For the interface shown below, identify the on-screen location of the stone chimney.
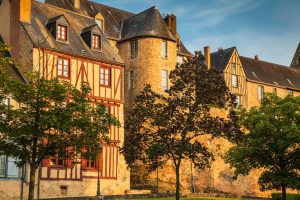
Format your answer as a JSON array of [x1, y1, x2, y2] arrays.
[[10, 0, 32, 57], [164, 14, 177, 36], [204, 46, 211, 69], [255, 55, 259, 60], [73, 0, 80, 9], [11, 0, 31, 23]]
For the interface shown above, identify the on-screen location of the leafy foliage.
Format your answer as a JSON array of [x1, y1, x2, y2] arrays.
[[226, 94, 300, 200], [0, 43, 119, 200], [122, 52, 237, 200]]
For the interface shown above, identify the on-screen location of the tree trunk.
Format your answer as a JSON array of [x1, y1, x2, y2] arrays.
[[282, 185, 287, 200], [28, 164, 37, 200], [175, 165, 180, 200]]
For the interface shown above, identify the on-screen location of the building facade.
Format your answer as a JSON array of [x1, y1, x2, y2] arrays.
[[0, 0, 129, 199], [1, 0, 299, 199]]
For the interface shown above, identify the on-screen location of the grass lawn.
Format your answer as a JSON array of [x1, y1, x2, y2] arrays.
[[127, 198, 254, 200]]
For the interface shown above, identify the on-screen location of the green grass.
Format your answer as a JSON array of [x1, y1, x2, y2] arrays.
[[127, 198, 254, 200], [272, 193, 300, 200]]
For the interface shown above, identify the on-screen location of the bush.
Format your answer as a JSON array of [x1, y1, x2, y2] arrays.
[[272, 193, 300, 200]]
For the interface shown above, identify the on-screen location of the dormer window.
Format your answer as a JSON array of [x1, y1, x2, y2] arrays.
[[92, 34, 101, 50], [47, 15, 70, 43], [81, 25, 102, 51], [96, 19, 104, 31], [57, 25, 67, 41]]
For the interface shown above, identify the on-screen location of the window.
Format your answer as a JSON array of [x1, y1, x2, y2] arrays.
[[162, 40, 168, 58], [162, 69, 168, 91], [287, 90, 294, 96], [258, 85, 264, 100], [82, 158, 97, 170], [177, 56, 183, 65], [96, 19, 104, 31], [232, 63, 237, 71], [235, 95, 241, 106], [0, 156, 6, 177], [0, 156, 20, 178], [57, 57, 70, 78], [231, 75, 238, 88], [273, 88, 277, 96], [298, 57, 300, 65], [129, 70, 135, 90], [100, 67, 111, 87], [57, 25, 67, 41], [92, 34, 101, 50], [50, 155, 64, 167], [130, 40, 138, 59]]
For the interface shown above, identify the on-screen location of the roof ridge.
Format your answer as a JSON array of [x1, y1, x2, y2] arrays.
[[211, 46, 236, 54], [36, 0, 94, 20], [239, 56, 290, 69], [87, 0, 135, 16], [122, 6, 158, 24]]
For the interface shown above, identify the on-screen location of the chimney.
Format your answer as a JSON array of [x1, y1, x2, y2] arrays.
[[255, 55, 259, 60], [204, 46, 211, 69], [164, 14, 177, 36], [73, 0, 81, 9], [10, 0, 32, 57]]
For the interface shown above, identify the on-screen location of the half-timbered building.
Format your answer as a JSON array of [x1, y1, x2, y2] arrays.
[[0, 0, 129, 198]]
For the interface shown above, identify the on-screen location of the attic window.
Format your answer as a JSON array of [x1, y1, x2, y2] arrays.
[[57, 25, 67, 41], [96, 19, 104, 31], [92, 34, 102, 50]]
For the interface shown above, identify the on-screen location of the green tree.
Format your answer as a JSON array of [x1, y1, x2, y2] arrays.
[[0, 43, 119, 200], [226, 94, 300, 200], [122, 52, 237, 200]]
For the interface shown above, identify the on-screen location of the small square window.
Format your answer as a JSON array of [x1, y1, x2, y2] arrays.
[[92, 34, 101, 50], [231, 75, 238, 88], [100, 67, 111, 87], [130, 40, 138, 59], [57, 57, 70, 79], [57, 25, 67, 41]]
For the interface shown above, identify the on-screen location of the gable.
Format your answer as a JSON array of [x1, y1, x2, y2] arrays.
[[290, 42, 300, 68]]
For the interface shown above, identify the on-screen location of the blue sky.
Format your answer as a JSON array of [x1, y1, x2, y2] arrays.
[[96, 0, 300, 66]]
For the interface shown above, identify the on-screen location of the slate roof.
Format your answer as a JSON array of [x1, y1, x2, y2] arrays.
[[120, 6, 176, 42], [22, 1, 123, 64], [240, 56, 300, 90], [0, 37, 27, 83], [45, 0, 193, 56], [178, 42, 193, 56], [210, 47, 235, 72], [46, 0, 134, 40]]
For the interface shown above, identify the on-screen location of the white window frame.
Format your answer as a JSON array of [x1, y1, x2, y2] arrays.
[[162, 69, 168, 91], [258, 85, 264, 100], [162, 40, 168, 58], [0, 155, 20, 178], [130, 40, 138, 59], [231, 75, 238, 88]]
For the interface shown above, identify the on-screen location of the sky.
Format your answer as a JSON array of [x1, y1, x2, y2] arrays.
[[95, 0, 300, 66]]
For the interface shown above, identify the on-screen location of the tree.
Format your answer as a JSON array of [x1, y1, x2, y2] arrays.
[[225, 94, 300, 200], [0, 43, 119, 200], [122, 52, 237, 200]]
